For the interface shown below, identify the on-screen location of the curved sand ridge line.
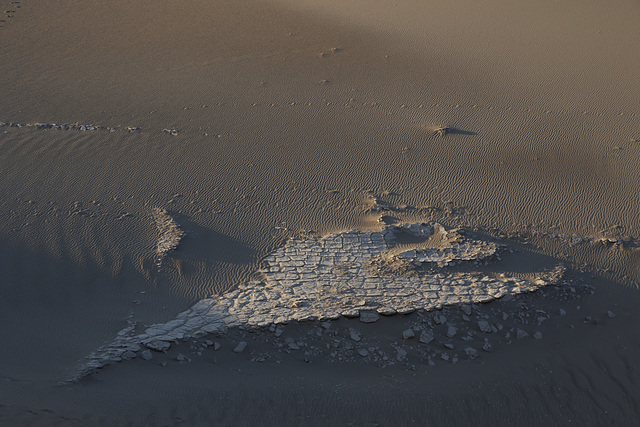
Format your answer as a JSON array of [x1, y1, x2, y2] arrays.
[[75, 222, 564, 379]]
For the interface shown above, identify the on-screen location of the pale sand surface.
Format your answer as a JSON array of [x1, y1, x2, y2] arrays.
[[1, 0, 640, 424]]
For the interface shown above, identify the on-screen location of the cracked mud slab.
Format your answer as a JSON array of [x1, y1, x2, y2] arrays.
[[76, 222, 564, 378]]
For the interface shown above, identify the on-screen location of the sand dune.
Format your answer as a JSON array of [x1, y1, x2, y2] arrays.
[[1, 0, 640, 424]]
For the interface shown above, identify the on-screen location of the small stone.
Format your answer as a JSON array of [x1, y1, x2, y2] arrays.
[[482, 342, 492, 352], [146, 340, 171, 352], [516, 329, 529, 339], [359, 311, 380, 323], [122, 351, 136, 360], [533, 331, 543, 340], [440, 353, 450, 361], [443, 343, 454, 350], [288, 342, 300, 350], [607, 311, 616, 319], [205, 339, 214, 346], [464, 347, 479, 359], [321, 321, 332, 330], [141, 350, 153, 360], [402, 329, 415, 340], [234, 342, 248, 353], [358, 349, 369, 357], [446, 326, 458, 337], [461, 305, 472, 316], [396, 348, 407, 361], [559, 308, 567, 316], [349, 329, 362, 342], [478, 320, 492, 333], [213, 342, 221, 351], [434, 314, 447, 325], [419, 330, 434, 344], [176, 353, 186, 362]]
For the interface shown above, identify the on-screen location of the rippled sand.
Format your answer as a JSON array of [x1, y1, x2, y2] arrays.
[[1, 0, 640, 425]]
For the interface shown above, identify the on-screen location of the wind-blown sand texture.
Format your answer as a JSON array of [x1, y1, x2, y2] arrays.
[[1, 0, 640, 425]]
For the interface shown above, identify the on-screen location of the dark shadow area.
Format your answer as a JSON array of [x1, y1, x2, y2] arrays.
[[167, 213, 256, 266], [0, 238, 170, 383], [448, 127, 477, 136]]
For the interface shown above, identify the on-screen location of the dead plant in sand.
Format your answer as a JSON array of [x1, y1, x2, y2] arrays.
[[433, 126, 451, 137]]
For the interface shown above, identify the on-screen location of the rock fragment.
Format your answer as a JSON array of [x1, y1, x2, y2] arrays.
[[446, 326, 458, 337], [402, 329, 415, 340], [478, 320, 492, 333], [434, 314, 447, 325], [359, 311, 380, 323], [419, 330, 434, 344], [141, 350, 153, 360], [464, 347, 479, 359], [396, 348, 408, 361], [146, 341, 171, 352], [234, 342, 248, 353]]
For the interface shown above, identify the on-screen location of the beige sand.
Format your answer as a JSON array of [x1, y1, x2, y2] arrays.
[[1, 0, 640, 424]]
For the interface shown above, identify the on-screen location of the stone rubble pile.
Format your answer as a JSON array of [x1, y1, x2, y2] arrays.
[[75, 222, 564, 378]]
